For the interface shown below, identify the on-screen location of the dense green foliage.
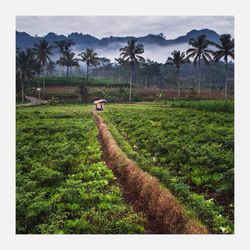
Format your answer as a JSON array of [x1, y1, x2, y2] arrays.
[[16, 106, 144, 234], [28, 86, 168, 103], [167, 100, 234, 113], [87, 87, 164, 103], [27, 76, 128, 87], [102, 104, 234, 233], [17, 33, 234, 102]]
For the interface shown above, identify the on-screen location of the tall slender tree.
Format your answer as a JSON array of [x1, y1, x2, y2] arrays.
[[54, 39, 67, 57], [33, 39, 54, 97], [210, 34, 234, 100], [16, 48, 36, 102], [54, 39, 74, 76], [166, 50, 190, 98], [98, 57, 111, 78], [141, 59, 161, 88], [56, 51, 79, 79], [119, 39, 145, 102], [64, 39, 75, 51], [46, 61, 56, 76], [186, 34, 213, 95], [114, 57, 130, 83], [54, 39, 75, 55], [78, 48, 100, 81]]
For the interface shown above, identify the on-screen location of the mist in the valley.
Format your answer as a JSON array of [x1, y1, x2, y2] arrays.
[[71, 42, 189, 64], [50, 42, 190, 76]]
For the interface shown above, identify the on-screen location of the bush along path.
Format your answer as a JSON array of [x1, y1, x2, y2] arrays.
[[93, 112, 208, 234]]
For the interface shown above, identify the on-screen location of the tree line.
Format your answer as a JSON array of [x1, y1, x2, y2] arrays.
[[16, 33, 234, 102]]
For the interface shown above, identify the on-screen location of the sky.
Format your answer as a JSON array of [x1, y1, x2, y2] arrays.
[[16, 16, 234, 39]]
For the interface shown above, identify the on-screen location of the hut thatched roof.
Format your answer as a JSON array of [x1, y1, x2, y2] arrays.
[[94, 99, 108, 104]]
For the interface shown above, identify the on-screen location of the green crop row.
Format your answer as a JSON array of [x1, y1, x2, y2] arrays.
[[167, 99, 234, 113], [16, 106, 144, 234], [102, 106, 234, 233]]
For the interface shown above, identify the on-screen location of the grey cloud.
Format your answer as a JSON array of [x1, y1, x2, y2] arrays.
[[16, 16, 234, 39]]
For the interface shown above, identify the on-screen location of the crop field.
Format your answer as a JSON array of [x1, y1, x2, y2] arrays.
[[16, 101, 234, 234], [16, 106, 144, 234], [101, 102, 234, 233]]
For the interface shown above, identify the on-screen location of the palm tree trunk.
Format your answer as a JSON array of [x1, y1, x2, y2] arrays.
[[59, 52, 62, 77], [198, 78, 201, 96], [87, 64, 89, 82], [198, 71, 201, 96], [198, 59, 201, 96], [67, 66, 69, 79], [210, 80, 212, 98], [43, 66, 45, 97], [177, 68, 180, 98], [129, 65, 132, 102], [59, 65, 62, 77], [225, 62, 228, 100], [21, 79, 24, 103], [37, 78, 40, 100]]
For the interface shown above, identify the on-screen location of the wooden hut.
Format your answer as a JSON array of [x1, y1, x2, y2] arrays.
[[93, 99, 107, 111]]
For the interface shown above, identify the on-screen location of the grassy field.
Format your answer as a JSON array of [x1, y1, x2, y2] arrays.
[[16, 100, 234, 234]]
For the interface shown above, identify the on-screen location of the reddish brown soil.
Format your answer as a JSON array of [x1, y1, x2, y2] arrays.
[[94, 112, 208, 234]]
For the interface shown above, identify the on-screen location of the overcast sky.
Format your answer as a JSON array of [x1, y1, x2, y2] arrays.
[[16, 16, 234, 39]]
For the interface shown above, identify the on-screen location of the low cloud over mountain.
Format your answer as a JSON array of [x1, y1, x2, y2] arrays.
[[16, 29, 220, 63]]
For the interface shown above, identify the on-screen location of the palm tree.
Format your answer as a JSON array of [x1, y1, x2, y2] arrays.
[[33, 39, 54, 97], [46, 61, 56, 76], [32, 61, 43, 99], [166, 50, 190, 98], [16, 48, 36, 102], [54, 39, 75, 55], [54, 39, 67, 76], [114, 57, 130, 83], [210, 34, 234, 100], [56, 51, 79, 79], [64, 39, 75, 51], [98, 57, 111, 78], [186, 34, 213, 95], [78, 48, 100, 81], [54, 39, 67, 57], [119, 39, 145, 102]]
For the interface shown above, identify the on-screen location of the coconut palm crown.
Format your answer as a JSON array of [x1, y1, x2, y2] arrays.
[[119, 39, 145, 102], [210, 34, 234, 99], [210, 34, 234, 63], [78, 48, 100, 81], [186, 34, 213, 65], [186, 34, 213, 95], [33, 39, 54, 66], [166, 50, 190, 98], [33, 39, 54, 96], [56, 51, 79, 79]]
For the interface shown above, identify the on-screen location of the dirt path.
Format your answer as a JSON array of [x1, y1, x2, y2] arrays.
[[16, 96, 47, 107], [94, 112, 208, 234]]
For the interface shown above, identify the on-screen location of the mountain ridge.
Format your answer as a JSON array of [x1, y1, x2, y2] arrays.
[[16, 29, 221, 50]]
